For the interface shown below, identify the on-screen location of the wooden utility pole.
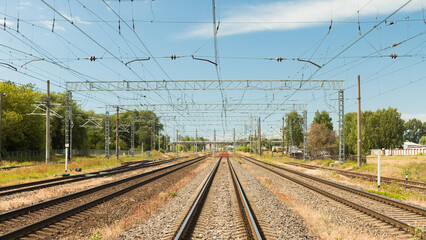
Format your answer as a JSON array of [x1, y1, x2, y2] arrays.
[[116, 106, 119, 160], [258, 117, 262, 156], [357, 75, 362, 167], [46, 80, 50, 164]]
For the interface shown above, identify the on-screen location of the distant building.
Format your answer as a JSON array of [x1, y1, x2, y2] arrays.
[[402, 141, 426, 149]]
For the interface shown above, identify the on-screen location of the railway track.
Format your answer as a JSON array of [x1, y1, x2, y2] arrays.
[[284, 161, 426, 191], [0, 156, 188, 197], [0, 155, 208, 240], [169, 157, 270, 240], [240, 155, 426, 239]]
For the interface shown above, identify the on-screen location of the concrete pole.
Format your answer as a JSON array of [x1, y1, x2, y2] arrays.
[[141, 138, 144, 155], [213, 129, 216, 156], [176, 129, 179, 157], [258, 117, 262, 156], [233, 128, 236, 155], [378, 151, 381, 188], [0, 92, 4, 162], [116, 106, 119, 160], [46, 80, 50, 164], [282, 116, 285, 157], [357, 75, 362, 167], [250, 116, 253, 153], [195, 128, 198, 156]]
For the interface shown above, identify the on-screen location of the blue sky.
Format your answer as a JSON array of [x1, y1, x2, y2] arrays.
[[0, 0, 425, 141]]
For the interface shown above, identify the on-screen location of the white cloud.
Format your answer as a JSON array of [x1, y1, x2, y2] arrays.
[[401, 113, 426, 122], [20, 1, 32, 7], [186, 0, 423, 38], [17, 1, 32, 10], [61, 13, 91, 25], [42, 20, 66, 31]]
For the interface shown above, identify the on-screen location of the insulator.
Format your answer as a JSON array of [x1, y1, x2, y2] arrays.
[[390, 54, 398, 59]]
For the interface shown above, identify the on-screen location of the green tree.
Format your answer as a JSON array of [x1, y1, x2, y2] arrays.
[[308, 123, 336, 149], [404, 118, 424, 143], [345, 108, 404, 154], [419, 136, 426, 145], [313, 110, 333, 130], [284, 111, 304, 147], [0, 82, 44, 152]]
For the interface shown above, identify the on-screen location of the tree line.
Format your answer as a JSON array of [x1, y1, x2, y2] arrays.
[[0, 82, 165, 154], [285, 108, 426, 155], [2, 81, 425, 156]]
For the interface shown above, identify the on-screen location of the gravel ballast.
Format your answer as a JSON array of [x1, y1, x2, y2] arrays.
[[230, 158, 318, 240], [119, 159, 216, 239], [239, 157, 408, 240]]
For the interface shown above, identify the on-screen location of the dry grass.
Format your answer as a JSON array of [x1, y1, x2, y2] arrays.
[[0, 176, 117, 212], [241, 162, 401, 240], [0, 154, 171, 187], [242, 152, 426, 207], [0, 161, 178, 212], [90, 159, 212, 239]]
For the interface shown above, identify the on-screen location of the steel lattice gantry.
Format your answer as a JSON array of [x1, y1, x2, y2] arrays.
[[105, 103, 308, 112], [65, 79, 345, 162], [66, 80, 344, 91]]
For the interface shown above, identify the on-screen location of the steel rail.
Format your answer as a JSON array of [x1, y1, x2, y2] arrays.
[[173, 157, 222, 240], [0, 155, 208, 240], [241, 156, 425, 239], [0, 156, 206, 223], [284, 162, 426, 191], [242, 156, 425, 216], [227, 158, 264, 240], [0, 157, 185, 196]]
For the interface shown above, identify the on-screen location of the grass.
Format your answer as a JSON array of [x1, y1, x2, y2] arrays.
[[0, 153, 163, 187], [237, 151, 425, 207], [365, 189, 406, 201]]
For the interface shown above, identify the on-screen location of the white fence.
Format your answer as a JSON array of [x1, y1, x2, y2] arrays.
[[370, 148, 426, 156]]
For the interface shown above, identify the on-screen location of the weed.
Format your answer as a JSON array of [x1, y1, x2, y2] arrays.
[[265, 178, 272, 185], [352, 163, 375, 172], [169, 191, 177, 197], [365, 189, 406, 201], [89, 231, 102, 240]]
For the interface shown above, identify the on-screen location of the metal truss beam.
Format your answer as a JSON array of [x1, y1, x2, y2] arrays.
[[106, 103, 307, 112], [171, 141, 249, 144], [66, 80, 344, 91]]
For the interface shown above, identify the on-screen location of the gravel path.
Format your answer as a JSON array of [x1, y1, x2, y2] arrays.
[[239, 157, 408, 240], [230, 158, 318, 240], [119, 158, 216, 239]]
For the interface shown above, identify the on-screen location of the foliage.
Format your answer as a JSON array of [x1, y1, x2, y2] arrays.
[[284, 111, 304, 147], [0, 82, 44, 152], [0, 82, 164, 156], [89, 231, 103, 240], [365, 189, 406, 201], [403, 118, 425, 143], [312, 110, 333, 130], [308, 123, 336, 149], [419, 136, 426, 145], [345, 108, 404, 154]]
